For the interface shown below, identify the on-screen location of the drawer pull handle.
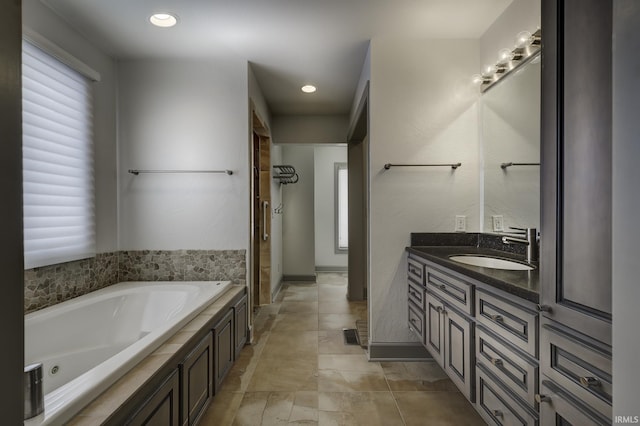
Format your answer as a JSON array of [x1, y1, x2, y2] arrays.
[[537, 304, 552, 313], [490, 357, 503, 367], [410, 318, 417, 324], [535, 394, 551, 404], [439, 284, 446, 290], [580, 376, 601, 388], [488, 314, 504, 322], [492, 410, 504, 418]]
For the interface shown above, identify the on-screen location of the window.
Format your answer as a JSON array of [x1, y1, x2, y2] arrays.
[[335, 163, 348, 252], [22, 39, 95, 269]]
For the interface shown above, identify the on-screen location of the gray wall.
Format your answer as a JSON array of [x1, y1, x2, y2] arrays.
[[272, 115, 349, 144], [282, 145, 316, 278], [612, 0, 640, 417], [314, 146, 348, 269], [0, 0, 24, 421]]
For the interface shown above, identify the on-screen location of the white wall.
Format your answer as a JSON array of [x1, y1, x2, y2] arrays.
[[368, 37, 481, 343], [281, 145, 316, 277], [314, 145, 348, 269], [479, 0, 541, 71], [350, 43, 371, 126], [23, 0, 118, 254], [117, 58, 249, 251], [612, 0, 640, 416], [272, 115, 349, 144]]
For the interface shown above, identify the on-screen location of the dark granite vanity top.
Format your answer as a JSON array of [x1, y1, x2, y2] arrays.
[[407, 233, 539, 303]]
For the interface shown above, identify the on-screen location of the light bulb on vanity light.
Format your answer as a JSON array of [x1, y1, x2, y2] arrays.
[[497, 48, 514, 65], [515, 30, 533, 49]]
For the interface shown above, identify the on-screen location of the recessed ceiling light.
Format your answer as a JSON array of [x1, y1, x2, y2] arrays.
[[301, 85, 317, 93], [150, 13, 178, 28]]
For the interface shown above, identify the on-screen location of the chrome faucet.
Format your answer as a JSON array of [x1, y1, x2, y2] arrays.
[[502, 227, 538, 264]]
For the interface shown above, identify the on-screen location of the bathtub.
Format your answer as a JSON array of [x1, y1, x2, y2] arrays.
[[24, 280, 232, 425]]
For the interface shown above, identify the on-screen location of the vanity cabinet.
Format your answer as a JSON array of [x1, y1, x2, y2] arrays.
[[127, 370, 181, 426], [541, 0, 613, 422], [424, 284, 474, 401], [407, 251, 541, 424]]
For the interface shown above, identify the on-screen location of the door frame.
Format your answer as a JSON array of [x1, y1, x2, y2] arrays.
[[346, 82, 369, 302], [249, 103, 271, 338]]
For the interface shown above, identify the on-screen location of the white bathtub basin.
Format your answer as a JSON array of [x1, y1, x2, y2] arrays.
[[24, 280, 232, 425], [449, 255, 534, 271]]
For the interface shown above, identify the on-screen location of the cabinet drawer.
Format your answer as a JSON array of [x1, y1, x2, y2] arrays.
[[476, 325, 538, 409], [476, 289, 537, 357], [408, 301, 425, 343], [540, 319, 612, 419], [408, 279, 425, 311], [476, 365, 538, 426], [407, 255, 425, 285], [539, 380, 610, 426], [426, 266, 473, 316]]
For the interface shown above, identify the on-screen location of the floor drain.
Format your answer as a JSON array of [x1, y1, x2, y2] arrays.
[[343, 328, 360, 345]]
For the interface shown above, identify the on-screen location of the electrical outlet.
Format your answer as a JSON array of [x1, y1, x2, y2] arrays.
[[455, 215, 466, 232], [492, 215, 504, 232]]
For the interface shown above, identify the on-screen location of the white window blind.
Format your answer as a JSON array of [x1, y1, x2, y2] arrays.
[[22, 40, 95, 269]]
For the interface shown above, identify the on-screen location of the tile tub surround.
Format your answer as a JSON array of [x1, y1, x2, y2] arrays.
[[24, 253, 119, 313], [24, 250, 247, 313]]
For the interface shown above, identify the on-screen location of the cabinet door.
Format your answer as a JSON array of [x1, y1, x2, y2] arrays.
[[234, 294, 248, 359], [127, 370, 180, 426], [425, 293, 445, 368], [540, 0, 612, 346], [181, 332, 213, 426], [443, 305, 474, 402], [539, 380, 610, 426], [213, 309, 234, 393]]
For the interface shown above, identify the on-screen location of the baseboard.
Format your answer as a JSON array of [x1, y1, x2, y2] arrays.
[[271, 278, 284, 302], [315, 266, 348, 272], [368, 342, 433, 361], [282, 274, 317, 282]]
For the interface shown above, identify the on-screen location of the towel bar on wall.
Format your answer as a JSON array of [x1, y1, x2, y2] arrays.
[[383, 163, 462, 170], [128, 169, 233, 175], [500, 162, 540, 169]]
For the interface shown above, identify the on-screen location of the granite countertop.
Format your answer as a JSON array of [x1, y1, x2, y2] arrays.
[[407, 233, 539, 303]]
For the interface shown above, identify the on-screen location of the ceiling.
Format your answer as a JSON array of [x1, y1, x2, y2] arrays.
[[41, 0, 512, 115]]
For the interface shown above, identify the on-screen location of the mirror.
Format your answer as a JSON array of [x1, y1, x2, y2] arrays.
[[481, 53, 541, 232]]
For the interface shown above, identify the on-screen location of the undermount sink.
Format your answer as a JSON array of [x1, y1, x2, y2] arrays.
[[449, 255, 534, 271]]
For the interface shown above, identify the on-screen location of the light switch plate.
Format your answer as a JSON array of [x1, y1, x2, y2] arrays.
[[492, 215, 504, 232], [455, 215, 466, 232]]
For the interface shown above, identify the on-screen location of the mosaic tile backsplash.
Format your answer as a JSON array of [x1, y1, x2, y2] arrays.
[[24, 250, 246, 313]]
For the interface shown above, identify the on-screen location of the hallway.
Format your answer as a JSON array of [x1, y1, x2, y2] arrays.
[[200, 273, 483, 425]]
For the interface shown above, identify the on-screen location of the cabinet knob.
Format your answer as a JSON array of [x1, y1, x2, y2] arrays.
[[535, 394, 551, 403], [488, 314, 504, 322], [490, 357, 503, 367], [436, 306, 443, 313], [580, 376, 601, 388], [537, 304, 552, 313], [492, 410, 504, 418], [439, 284, 446, 291]]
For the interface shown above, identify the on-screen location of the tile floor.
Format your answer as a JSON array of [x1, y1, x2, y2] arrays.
[[200, 272, 485, 425]]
